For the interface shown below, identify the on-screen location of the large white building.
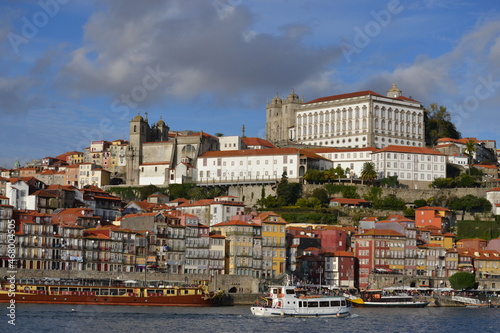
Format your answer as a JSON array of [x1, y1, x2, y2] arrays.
[[266, 84, 425, 149], [306, 147, 377, 178], [196, 148, 333, 184], [372, 145, 447, 188]]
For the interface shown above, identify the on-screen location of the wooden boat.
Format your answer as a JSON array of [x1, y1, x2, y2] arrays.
[[0, 280, 227, 307], [348, 290, 430, 308], [251, 285, 351, 317]]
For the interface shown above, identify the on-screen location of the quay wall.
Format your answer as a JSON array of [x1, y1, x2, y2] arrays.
[[0, 269, 260, 293], [227, 183, 490, 207]]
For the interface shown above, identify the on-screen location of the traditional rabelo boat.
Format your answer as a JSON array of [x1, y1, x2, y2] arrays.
[[348, 289, 431, 308], [251, 285, 351, 317], [0, 279, 227, 307]]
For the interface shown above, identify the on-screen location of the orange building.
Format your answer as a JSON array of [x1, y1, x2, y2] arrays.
[[456, 238, 488, 251], [415, 206, 453, 230]]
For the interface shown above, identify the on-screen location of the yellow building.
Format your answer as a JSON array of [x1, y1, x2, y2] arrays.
[[427, 226, 456, 249], [211, 220, 256, 276], [471, 250, 500, 279], [256, 212, 287, 278]]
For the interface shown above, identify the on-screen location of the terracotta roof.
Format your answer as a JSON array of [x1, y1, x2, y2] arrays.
[[241, 137, 276, 148], [332, 250, 355, 257], [473, 164, 498, 169], [212, 220, 255, 227], [46, 185, 77, 191], [178, 199, 214, 207], [356, 229, 404, 237], [434, 143, 456, 148], [198, 148, 328, 160], [305, 90, 383, 104], [30, 190, 57, 198], [415, 206, 451, 212], [437, 137, 479, 144], [306, 147, 377, 154], [375, 145, 444, 155]]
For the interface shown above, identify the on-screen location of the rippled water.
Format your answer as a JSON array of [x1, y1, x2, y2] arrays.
[[2, 304, 500, 333]]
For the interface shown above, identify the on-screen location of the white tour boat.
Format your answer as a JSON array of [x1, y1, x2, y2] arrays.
[[250, 285, 351, 317]]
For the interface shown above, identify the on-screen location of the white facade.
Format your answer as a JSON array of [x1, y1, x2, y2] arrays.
[[5, 180, 29, 210], [139, 163, 169, 185], [218, 136, 243, 151], [447, 155, 469, 168], [197, 148, 332, 184], [293, 86, 424, 149], [308, 147, 376, 178], [486, 189, 500, 215], [372, 146, 446, 188], [209, 196, 245, 226]]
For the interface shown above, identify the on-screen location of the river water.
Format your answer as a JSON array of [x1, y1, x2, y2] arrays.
[[2, 304, 499, 333]]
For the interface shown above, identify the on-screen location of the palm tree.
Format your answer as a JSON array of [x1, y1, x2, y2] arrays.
[[463, 139, 476, 175], [361, 162, 378, 185]]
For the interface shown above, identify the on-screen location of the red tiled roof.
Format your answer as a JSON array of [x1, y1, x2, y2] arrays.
[[356, 229, 404, 237], [473, 164, 498, 169], [376, 145, 444, 155], [332, 250, 355, 257], [30, 190, 57, 198], [242, 137, 276, 148], [212, 220, 255, 227], [415, 206, 451, 212], [198, 148, 328, 160], [305, 90, 383, 104], [306, 147, 377, 154]]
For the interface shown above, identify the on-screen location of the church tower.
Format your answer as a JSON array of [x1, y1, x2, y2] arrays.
[[126, 112, 149, 185], [266, 89, 302, 146], [151, 116, 170, 142]]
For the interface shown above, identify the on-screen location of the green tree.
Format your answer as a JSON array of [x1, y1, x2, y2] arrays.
[[168, 184, 196, 199], [323, 168, 338, 182], [256, 195, 279, 209], [456, 174, 478, 188], [138, 185, 161, 200], [360, 162, 378, 185], [463, 139, 477, 174], [277, 172, 302, 206], [304, 169, 324, 183], [374, 194, 406, 210], [425, 103, 461, 146], [363, 187, 382, 202], [341, 186, 359, 199], [311, 188, 329, 206], [449, 272, 476, 290], [380, 175, 399, 188], [414, 199, 428, 208], [429, 177, 457, 188], [449, 194, 493, 220]]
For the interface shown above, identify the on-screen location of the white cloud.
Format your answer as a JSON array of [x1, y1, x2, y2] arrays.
[[56, 0, 340, 108]]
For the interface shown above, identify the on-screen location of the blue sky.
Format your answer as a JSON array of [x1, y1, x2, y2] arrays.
[[1, 0, 500, 168]]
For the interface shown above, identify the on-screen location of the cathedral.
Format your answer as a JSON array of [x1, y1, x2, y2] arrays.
[[125, 112, 218, 185], [266, 84, 425, 149]]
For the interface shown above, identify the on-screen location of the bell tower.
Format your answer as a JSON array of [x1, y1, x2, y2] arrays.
[[126, 112, 149, 184]]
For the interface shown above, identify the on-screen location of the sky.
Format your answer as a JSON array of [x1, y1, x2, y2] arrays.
[[1, 0, 500, 168]]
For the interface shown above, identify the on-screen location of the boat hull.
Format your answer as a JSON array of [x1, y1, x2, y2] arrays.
[[0, 292, 214, 307], [352, 301, 430, 308], [250, 306, 350, 317]]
